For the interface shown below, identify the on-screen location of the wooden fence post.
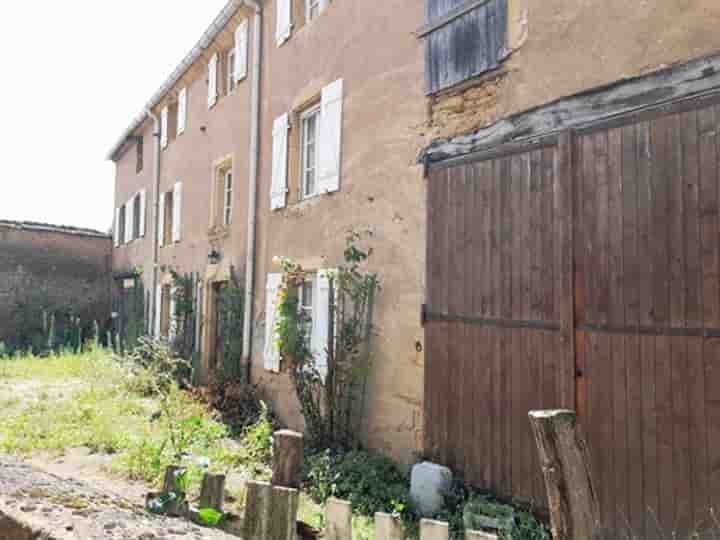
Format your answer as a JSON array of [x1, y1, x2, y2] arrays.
[[528, 409, 600, 540], [420, 519, 449, 540], [374, 512, 404, 540], [325, 498, 352, 540], [272, 430, 304, 488], [243, 480, 299, 540], [199, 473, 226, 511]]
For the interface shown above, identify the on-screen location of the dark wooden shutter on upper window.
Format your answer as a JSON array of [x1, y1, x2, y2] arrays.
[[421, 0, 508, 94]]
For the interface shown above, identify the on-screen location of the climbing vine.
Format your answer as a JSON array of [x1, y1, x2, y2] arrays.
[[274, 230, 379, 450]]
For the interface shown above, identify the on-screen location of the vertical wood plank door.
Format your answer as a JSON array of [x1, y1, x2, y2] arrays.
[[425, 92, 720, 538], [573, 96, 720, 538], [424, 136, 571, 509]]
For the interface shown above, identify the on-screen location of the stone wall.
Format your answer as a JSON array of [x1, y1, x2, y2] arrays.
[[0, 221, 112, 349]]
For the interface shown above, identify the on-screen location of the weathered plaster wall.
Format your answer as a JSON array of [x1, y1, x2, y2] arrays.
[[428, 0, 720, 140], [0, 223, 111, 344], [251, 0, 427, 463]]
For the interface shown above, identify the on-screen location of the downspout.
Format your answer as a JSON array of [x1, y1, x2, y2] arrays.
[[242, 0, 263, 382], [145, 108, 162, 338]]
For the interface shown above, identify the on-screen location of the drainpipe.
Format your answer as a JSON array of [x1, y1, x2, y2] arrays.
[[145, 108, 162, 338], [241, 0, 263, 382]]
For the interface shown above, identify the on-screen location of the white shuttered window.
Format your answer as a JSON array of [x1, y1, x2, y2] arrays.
[[138, 189, 146, 238], [124, 202, 133, 244], [235, 21, 249, 82], [264, 273, 283, 372], [276, 0, 292, 46], [311, 271, 332, 379], [154, 285, 162, 338], [158, 191, 166, 248], [208, 53, 219, 108], [160, 106, 169, 149], [271, 113, 289, 210], [172, 182, 182, 242], [318, 79, 343, 194], [177, 88, 187, 135], [114, 208, 121, 247]]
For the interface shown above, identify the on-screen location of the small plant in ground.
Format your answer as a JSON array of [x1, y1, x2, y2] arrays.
[[196, 379, 267, 437], [303, 449, 418, 537]]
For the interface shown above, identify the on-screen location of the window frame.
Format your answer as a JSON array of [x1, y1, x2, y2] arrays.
[[118, 205, 126, 245], [132, 194, 141, 240], [223, 169, 233, 226], [298, 277, 314, 348], [227, 49, 237, 95], [306, 0, 321, 21], [300, 104, 321, 200], [136, 137, 144, 174]]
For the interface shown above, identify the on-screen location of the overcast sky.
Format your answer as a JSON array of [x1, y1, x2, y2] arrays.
[[0, 1, 228, 232]]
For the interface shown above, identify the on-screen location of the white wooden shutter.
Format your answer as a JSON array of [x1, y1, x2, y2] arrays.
[[276, 0, 292, 46], [160, 106, 169, 149], [318, 79, 343, 194], [312, 271, 332, 379], [114, 208, 121, 247], [154, 285, 163, 338], [177, 88, 187, 135], [124, 201, 133, 243], [158, 191, 165, 247], [235, 21, 248, 82], [168, 287, 177, 342], [138, 189, 146, 237], [264, 273, 283, 372], [271, 113, 289, 210], [208, 53, 218, 108], [172, 182, 182, 242]]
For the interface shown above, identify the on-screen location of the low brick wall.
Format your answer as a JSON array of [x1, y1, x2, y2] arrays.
[[0, 221, 112, 348]]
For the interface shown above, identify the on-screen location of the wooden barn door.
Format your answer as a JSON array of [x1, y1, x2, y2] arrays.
[[425, 92, 720, 538], [574, 95, 720, 537], [424, 135, 574, 509]]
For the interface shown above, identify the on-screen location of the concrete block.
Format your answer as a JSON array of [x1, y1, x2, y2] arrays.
[[374, 512, 404, 540], [325, 498, 352, 540], [410, 462, 453, 516], [420, 518, 449, 540]]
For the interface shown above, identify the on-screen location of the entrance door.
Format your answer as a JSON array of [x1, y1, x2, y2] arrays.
[[424, 135, 573, 508]]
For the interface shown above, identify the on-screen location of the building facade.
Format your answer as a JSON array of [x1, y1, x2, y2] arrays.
[[109, 0, 720, 533], [108, 0, 426, 461]]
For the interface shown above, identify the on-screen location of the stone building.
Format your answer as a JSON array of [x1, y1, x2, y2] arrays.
[[108, 0, 720, 532], [0, 220, 111, 350]]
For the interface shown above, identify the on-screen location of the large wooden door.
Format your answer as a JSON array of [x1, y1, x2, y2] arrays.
[[425, 93, 720, 537], [425, 136, 574, 509], [573, 96, 720, 537]]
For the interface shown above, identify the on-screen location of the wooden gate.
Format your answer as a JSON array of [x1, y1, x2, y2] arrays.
[[425, 93, 720, 537]]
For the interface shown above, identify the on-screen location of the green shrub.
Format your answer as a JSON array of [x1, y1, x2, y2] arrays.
[[303, 450, 418, 536]]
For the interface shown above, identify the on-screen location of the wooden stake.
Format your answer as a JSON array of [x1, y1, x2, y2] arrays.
[[199, 473, 226, 511], [528, 409, 600, 540], [272, 430, 304, 488]]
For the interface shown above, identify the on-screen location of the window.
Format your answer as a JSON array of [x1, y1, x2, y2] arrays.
[[299, 279, 314, 347], [136, 137, 144, 173], [162, 191, 175, 245], [227, 49, 237, 95], [223, 170, 233, 226], [421, 0, 508, 93], [300, 105, 320, 199], [132, 195, 141, 239], [117, 205, 126, 245], [307, 0, 321, 20]]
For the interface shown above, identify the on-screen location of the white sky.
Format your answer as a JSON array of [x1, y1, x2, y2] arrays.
[[0, 1, 228, 233]]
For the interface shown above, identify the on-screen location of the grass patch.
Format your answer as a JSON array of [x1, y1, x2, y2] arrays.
[[0, 348, 272, 499]]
